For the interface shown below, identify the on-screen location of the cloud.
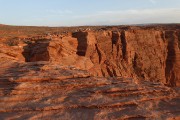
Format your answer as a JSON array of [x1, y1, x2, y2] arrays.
[[46, 9, 73, 15], [67, 8, 180, 26], [149, 0, 157, 4], [22, 8, 180, 26]]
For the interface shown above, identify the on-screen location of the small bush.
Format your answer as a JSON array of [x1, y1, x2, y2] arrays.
[[5, 38, 20, 46]]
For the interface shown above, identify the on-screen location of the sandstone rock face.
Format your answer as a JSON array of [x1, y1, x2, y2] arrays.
[[0, 44, 25, 62], [0, 25, 180, 119], [0, 61, 179, 120], [24, 29, 180, 87]]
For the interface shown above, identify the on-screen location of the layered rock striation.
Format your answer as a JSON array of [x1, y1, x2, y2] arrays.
[[22, 28, 180, 87], [0, 25, 180, 119], [0, 61, 179, 120]]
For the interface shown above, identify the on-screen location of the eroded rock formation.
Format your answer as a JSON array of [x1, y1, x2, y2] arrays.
[[0, 25, 180, 119], [23, 29, 180, 87], [0, 61, 179, 120]]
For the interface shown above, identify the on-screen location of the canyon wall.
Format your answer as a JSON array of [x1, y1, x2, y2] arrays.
[[0, 25, 179, 119], [23, 29, 180, 87]]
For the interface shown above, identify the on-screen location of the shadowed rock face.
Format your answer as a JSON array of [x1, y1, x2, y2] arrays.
[[0, 25, 180, 119], [23, 29, 180, 87]]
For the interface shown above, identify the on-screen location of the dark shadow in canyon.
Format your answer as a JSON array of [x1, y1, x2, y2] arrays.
[[22, 39, 50, 62], [165, 31, 176, 87], [72, 32, 88, 56]]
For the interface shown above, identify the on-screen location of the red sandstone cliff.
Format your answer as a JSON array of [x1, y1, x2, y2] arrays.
[[22, 28, 180, 87], [0, 25, 180, 119]]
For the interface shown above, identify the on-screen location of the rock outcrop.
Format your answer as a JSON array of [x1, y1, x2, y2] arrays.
[[0, 61, 179, 120], [0, 25, 180, 119], [0, 44, 25, 62], [23, 28, 180, 87]]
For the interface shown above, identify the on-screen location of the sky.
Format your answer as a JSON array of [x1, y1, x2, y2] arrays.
[[0, 0, 180, 26]]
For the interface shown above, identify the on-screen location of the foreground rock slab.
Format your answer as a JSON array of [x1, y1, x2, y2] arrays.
[[0, 61, 179, 120]]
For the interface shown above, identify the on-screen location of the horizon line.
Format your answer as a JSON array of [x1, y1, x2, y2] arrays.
[[1, 22, 180, 28]]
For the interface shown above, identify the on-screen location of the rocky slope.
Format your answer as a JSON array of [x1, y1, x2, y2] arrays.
[[0, 61, 179, 120], [0, 25, 180, 119]]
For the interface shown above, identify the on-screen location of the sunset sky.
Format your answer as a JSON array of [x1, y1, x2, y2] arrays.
[[0, 0, 180, 26]]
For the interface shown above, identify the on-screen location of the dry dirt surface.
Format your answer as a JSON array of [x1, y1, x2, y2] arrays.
[[0, 24, 180, 120]]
